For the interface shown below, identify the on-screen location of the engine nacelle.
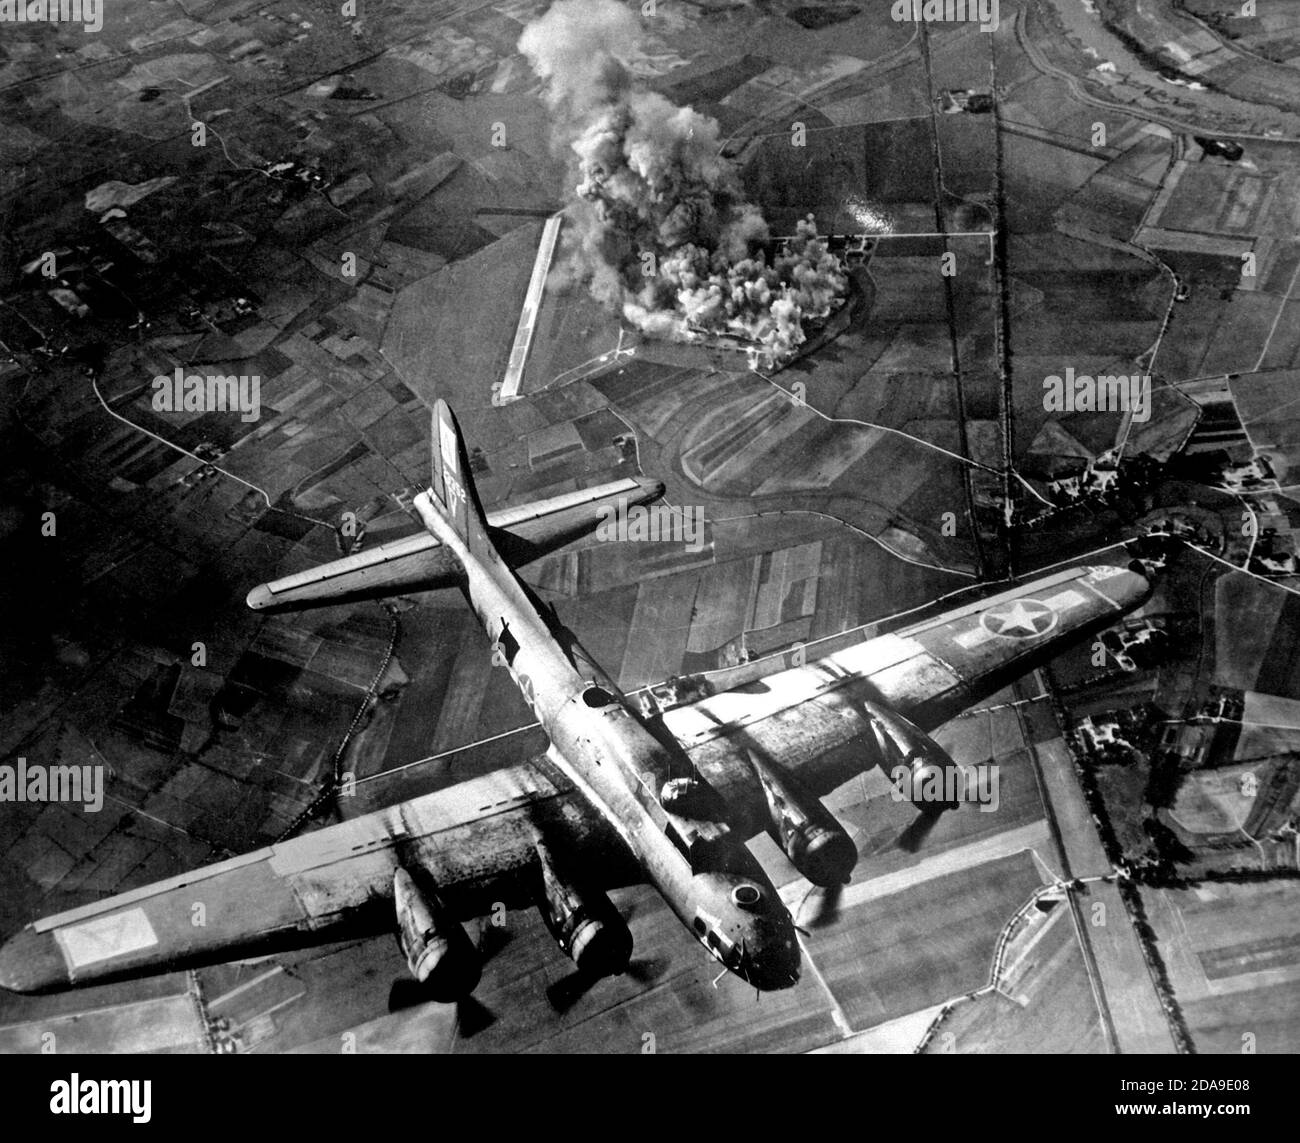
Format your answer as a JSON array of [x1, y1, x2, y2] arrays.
[[535, 839, 632, 978], [747, 752, 857, 887], [864, 701, 960, 812], [393, 867, 481, 1001]]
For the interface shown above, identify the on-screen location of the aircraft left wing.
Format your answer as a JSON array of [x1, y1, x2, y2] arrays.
[[0, 762, 637, 994]]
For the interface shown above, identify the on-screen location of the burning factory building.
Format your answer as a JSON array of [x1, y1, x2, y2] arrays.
[[519, 0, 851, 371]]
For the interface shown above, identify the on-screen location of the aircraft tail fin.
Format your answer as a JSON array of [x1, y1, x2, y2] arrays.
[[429, 399, 495, 562]]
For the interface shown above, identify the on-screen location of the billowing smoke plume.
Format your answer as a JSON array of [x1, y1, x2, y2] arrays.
[[519, 0, 848, 367]]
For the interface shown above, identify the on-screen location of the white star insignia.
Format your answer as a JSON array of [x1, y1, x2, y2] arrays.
[[982, 599, 1056, 639]]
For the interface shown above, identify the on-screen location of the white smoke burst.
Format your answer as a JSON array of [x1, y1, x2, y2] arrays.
[[519, 0, 848, 367]]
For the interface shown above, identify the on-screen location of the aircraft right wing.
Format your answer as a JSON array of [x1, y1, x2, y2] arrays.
[[0, 761, 638, 994]]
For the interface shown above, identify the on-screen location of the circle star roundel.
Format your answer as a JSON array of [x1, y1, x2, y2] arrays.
[[980, 598, 1058, 640]]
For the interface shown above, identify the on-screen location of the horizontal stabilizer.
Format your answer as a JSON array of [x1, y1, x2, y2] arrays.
[[247, 475, 663, 613]]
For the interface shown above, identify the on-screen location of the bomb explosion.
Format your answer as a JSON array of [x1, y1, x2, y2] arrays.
[[518, 0, 849, 368]]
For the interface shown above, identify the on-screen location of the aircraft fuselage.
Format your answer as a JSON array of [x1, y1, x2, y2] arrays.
[[413, 491, 800, 990]]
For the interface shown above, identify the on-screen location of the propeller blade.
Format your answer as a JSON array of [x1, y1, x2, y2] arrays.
[[455, 994, 495, 1037], [546, 969, 597, 1014], [796, 882, 844, 930], [623, 957, 666, 986], [386, 978, 426, 1013], [546, 954, 662, 1011], [896, 806, 946, 853], [387, 979, 496, 1036], [477, 921, 512, 961]]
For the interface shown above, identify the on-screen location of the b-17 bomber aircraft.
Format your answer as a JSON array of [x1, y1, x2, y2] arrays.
[[0, 401, 1154, 1001]]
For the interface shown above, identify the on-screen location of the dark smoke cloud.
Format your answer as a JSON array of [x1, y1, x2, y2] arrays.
[[519, 0, 848, 368]]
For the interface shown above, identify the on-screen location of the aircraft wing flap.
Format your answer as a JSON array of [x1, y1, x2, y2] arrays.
[[0, 762, 636, 993]]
